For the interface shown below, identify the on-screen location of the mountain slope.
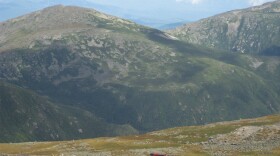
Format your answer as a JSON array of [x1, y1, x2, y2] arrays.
[[0, 81, 138, 143], [1, 114, 280, 155], [169, 0, 280, 54], [0, 5, 280, 141]]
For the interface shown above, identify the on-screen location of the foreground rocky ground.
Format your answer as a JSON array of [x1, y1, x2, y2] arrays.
[[1, 114, 280, 156]]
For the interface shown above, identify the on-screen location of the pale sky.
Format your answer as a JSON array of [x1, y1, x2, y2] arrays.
[[0, 0, 276, 27]]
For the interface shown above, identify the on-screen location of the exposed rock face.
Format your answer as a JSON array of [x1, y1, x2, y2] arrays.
[[169, 0, 280, 54]]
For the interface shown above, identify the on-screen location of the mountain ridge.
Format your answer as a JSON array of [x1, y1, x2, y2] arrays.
[[0, 4, 280, 142]]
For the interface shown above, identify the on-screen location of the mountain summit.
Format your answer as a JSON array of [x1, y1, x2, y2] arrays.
[[0, 5, 142, 52]]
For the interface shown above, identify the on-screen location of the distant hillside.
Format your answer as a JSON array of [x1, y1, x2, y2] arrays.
[[157, 21, 189, 30], [169, 0, 280, 54]]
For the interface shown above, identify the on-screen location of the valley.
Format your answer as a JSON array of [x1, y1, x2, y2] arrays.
[[0, 1, 279, 155]]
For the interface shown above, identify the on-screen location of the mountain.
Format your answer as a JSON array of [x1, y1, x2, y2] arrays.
[[0, 81, 138, 143], [0, 5, 280, 142], [1, 114, 280, 155], [169, 0, 280, 55]]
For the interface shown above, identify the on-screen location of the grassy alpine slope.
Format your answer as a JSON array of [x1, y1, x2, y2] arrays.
[[0, 4, 279, 142], [1, 114, 280, 155]]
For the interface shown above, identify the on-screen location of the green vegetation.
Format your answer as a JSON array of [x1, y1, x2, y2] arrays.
[[0, 4, 279, 144], [0, 81, 138, 143]]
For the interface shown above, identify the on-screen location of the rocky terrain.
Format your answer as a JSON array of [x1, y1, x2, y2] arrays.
[[203, 124, 280, 155], [0, 4, 280, 142], [169, 0, 280, 55], [1, 114, 280, 155]]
